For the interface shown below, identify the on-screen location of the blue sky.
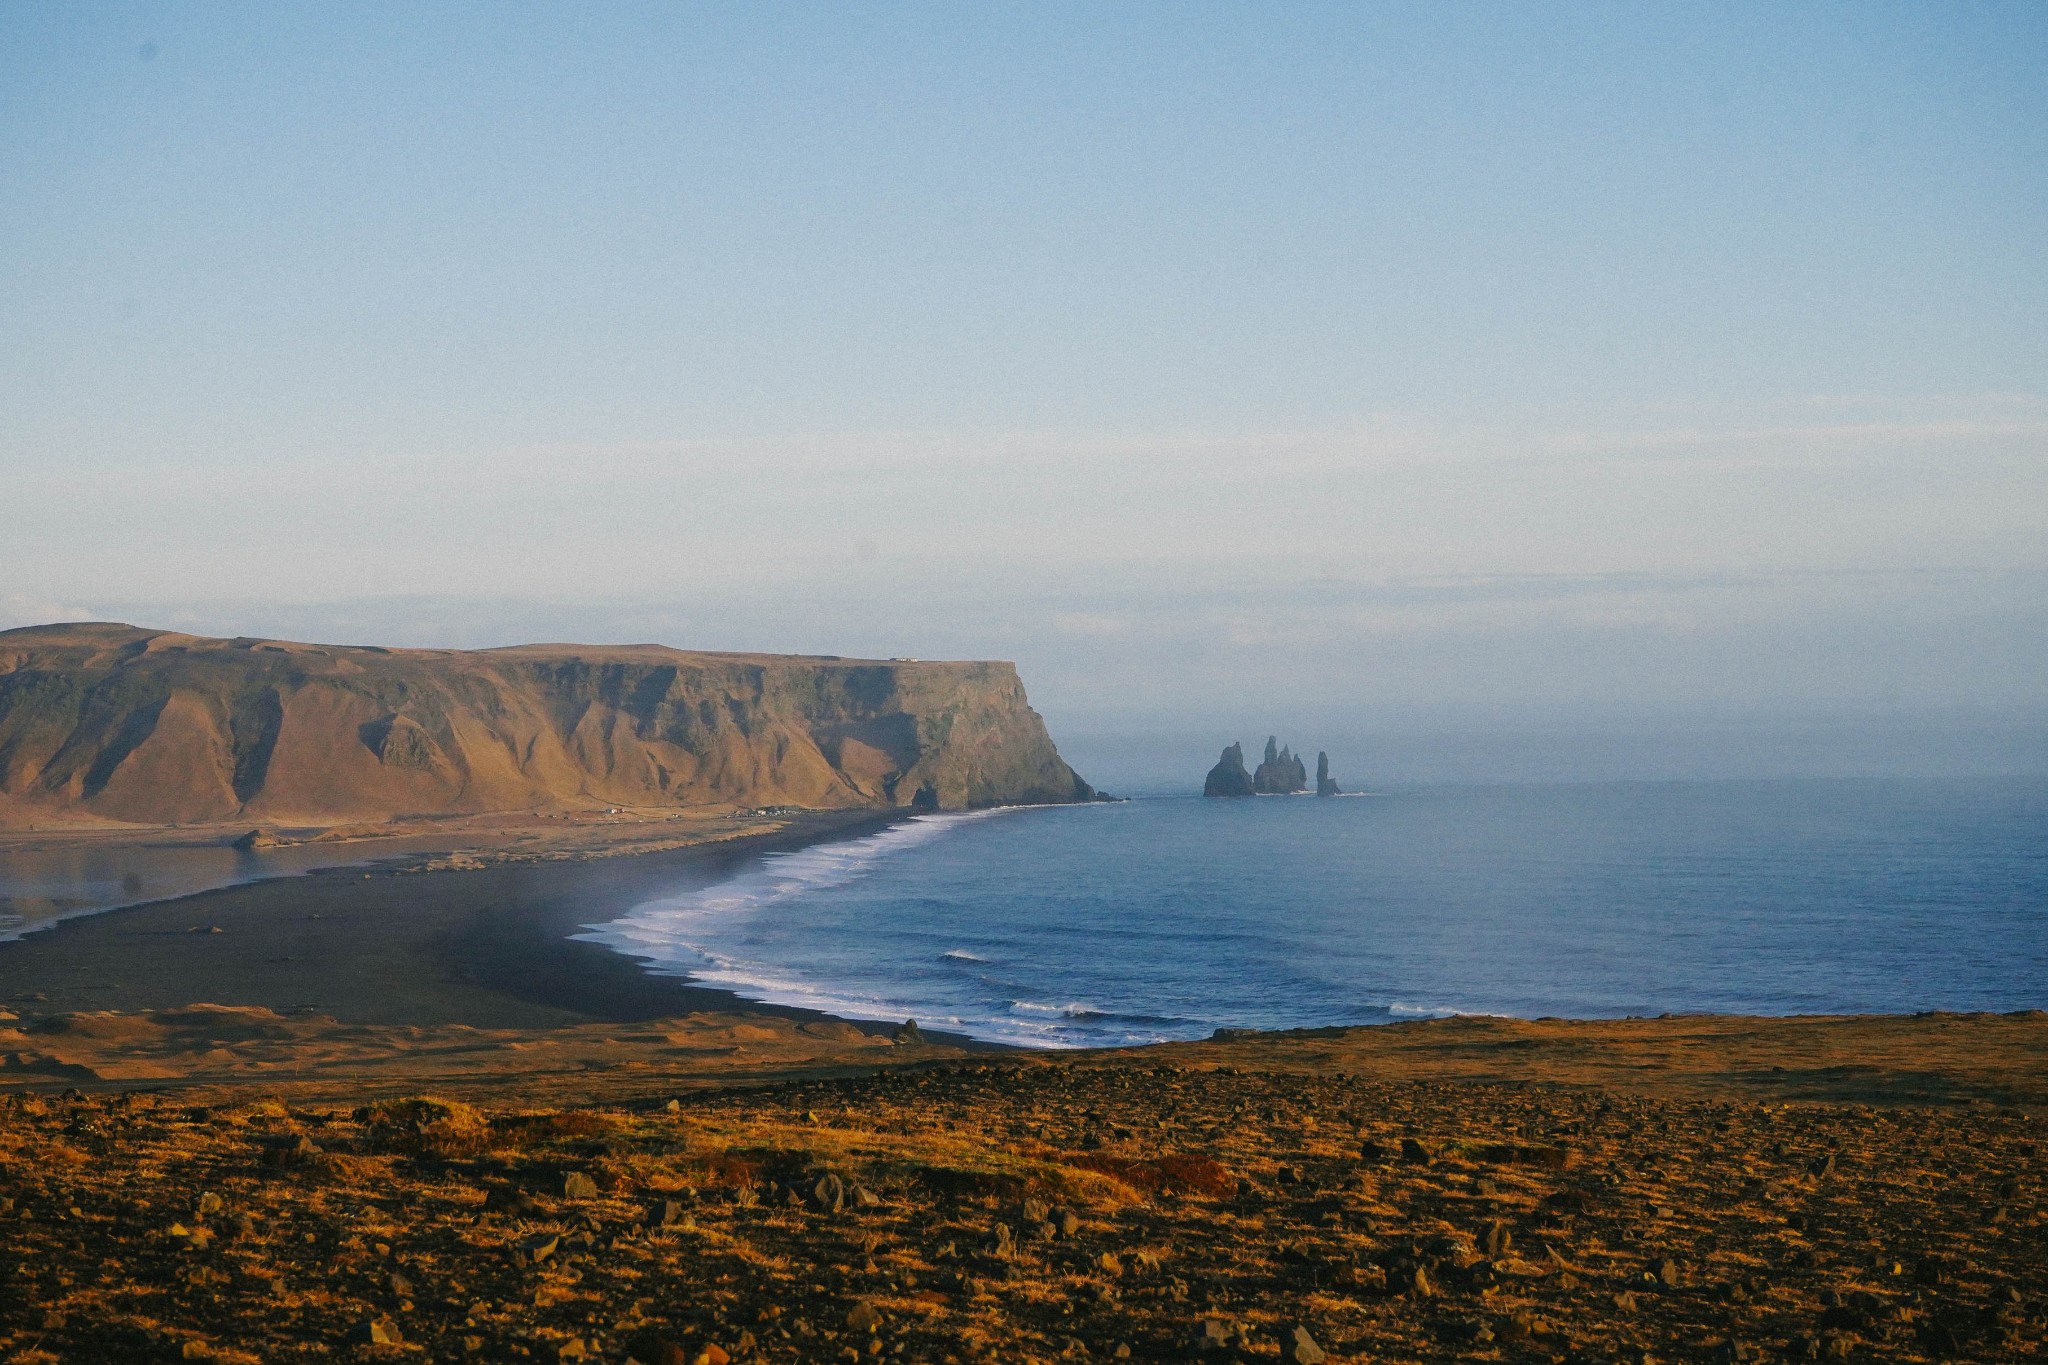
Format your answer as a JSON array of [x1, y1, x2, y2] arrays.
[[3, 3, 2044, 776]]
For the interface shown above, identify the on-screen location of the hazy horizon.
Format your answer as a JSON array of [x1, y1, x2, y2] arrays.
[[5, 4, 2043, 782]]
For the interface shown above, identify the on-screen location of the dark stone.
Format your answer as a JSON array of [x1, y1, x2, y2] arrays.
[[512, 1232, 559, 1265], [347, 1317, 403, 1346], [1253, 737, 1308, 794], [486, 1186, 539, 1215], [1204, 743, 1255, 798], [1282, 1324, 1326, 1364], [1316, 751, 1340, 796], [892, 1019, 924, 1045], [259, 1135, 321, 1168]]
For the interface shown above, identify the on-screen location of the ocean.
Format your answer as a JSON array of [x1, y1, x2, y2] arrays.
[[576, 777, 2048, 1048]]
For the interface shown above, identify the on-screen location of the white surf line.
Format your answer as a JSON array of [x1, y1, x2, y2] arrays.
[[572, 805, 1014, 984]]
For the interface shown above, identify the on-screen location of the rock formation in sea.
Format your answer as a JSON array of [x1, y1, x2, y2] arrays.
[[1203, 743, 1255, 797], [1252, 736, 1308, 794], [0, 623, 1096, 826], [1316, 751, 1341, 797]]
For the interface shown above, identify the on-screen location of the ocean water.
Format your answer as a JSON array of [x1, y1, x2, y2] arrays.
[[578, 778, 2048, 1048]]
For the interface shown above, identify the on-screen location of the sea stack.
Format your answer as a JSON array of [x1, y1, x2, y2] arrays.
[[1203, 743, 1256, 797], [1316, 751, 1341, 797], [1252, 737, 1308, 794]]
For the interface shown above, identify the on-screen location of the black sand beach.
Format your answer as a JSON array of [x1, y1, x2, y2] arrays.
[[0, 810, 915, 1034]]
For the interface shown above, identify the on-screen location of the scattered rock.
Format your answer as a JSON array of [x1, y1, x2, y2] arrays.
[[260, 1134, 322, 1167], [169, 1221, 214, 1250], [347, 1316, 404, 1346], [487, 1185, 540, 1215], [1, 1022, 2037, 1365], [563, 1171, 600, 1199], [1389, 1263, 1433, 1297], [892, 1019, 924, 1045], [1282, 1324, 1327, 1364], [1401, 1136, 1435, 1164], [513, 1232, 560, 1265]]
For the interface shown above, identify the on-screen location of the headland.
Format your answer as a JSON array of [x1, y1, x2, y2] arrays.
[[0, 622, 1097, 835]]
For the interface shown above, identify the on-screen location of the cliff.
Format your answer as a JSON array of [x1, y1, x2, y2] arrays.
[[1316, 751, 1341, 797], [0, 624, 1095, 829]]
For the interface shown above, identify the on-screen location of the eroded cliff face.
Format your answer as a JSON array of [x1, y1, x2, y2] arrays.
[[0, 624, 1094, 828]]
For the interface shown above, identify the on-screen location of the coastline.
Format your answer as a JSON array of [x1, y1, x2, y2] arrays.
[[0, 807, 1000, 1043]]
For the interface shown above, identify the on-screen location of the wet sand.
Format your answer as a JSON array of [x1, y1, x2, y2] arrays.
[[0, 809, 915, 1034]]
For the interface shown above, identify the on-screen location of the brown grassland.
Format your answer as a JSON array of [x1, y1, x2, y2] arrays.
[[0, 1010, 2042, 1365]]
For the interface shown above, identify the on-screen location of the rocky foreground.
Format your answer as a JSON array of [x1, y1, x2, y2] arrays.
[[1, 1019, 2042, 1364]]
